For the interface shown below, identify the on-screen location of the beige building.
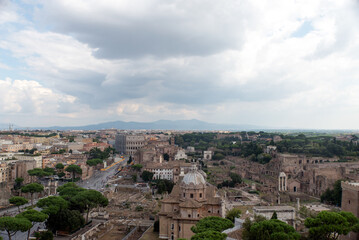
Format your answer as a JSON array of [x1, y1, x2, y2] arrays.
[[2, 143, 34, 152], [341, 181, 359, 240], [159, 166, 224, 240], [0, 162, 8, 183], [15, 154, 43, 168]]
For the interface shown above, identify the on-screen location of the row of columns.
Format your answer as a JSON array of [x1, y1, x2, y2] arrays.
[[278, 173, 287, 191]]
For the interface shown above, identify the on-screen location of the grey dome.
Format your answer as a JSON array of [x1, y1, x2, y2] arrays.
[[198, 170, 207, 179], [182, 170, 206, 185]]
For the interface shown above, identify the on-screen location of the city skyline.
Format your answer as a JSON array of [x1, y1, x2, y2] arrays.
[[1, 0, 359, 129]]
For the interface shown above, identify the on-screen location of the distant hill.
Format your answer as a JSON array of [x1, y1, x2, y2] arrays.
[[29, 119, 264, 131]]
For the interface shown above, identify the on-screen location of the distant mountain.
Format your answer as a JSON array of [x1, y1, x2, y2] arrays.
[[29, 119, 264, 131]]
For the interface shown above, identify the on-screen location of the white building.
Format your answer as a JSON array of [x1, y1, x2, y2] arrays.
[[203, 151, 213, 160], [152, 168, 174, 181], [174, 149, 187, 160], [253, 206, 296, 227]]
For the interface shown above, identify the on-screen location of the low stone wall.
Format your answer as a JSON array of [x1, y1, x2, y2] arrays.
[[71, 219, 117, 240]]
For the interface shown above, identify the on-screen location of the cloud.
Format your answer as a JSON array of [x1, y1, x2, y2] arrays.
[[0, 78, 76, 114], [0, 0, 19, 25], [1, 0, 359, 128], [35, 0, 247, 58]]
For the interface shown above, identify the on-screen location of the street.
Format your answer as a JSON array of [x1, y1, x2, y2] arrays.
[[78, 158, 126, 191]]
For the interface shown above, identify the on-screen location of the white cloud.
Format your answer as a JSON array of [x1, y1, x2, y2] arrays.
[[1, 0, 359, 128], [0, 0, 20, 25], [0, 78, 76, 115]]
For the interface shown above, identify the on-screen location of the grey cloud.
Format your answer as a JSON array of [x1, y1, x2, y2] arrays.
[[39, 59, 309, 109], [0, 0, 9, 8], [35, 1, 245, 59]]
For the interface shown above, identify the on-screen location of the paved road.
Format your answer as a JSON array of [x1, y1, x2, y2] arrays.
[[78, 158, 126, 191], [0, 198, 48, 217], [0, 222, 46, 240]]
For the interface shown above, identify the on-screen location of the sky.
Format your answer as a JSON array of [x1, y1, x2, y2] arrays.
[[0, 0, 359, 129]]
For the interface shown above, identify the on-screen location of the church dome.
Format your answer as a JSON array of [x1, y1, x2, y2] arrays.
[[198, 170, 207, 179], [182, 166, 206, 185]]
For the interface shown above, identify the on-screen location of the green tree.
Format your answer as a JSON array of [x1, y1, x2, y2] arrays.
[[36, 196, 68, 215], [141, 171, 154, 182], [305, 211, 359, 240], [70, 189, 108, 223], [89, 147, 113, 160], [9, 196, 28, 213], [14, 177, 24, 190], [0, 216, 32, 240], [191, 230, 227, 240], [28, 168, 51, 181], [249, 219, 300, 240], [163, 153, 170, 161], [135, 205, 143, 211], [21, 183, 44, 206], [86, 158, 103, 166], [127, 155, 133, 164], [320, 180, 342, 206], [132, 174, 137, 182], [34, 230, 53, 240], [213, 153, 225, 160], [43, 167, 56, 175], [226, 208, 241, 223], [15, 177, 24, 184], [229, 172, 242, 184], [242, 215, 273, 240], [191, 216, 234, 234], [36, 196, 83, 233], [257, 153, 272, 164], [155, 179, 174, 194], [57, 182, 85, 200], [271, 211, 278, 219], [55, 163, 64, 170], [131, 164, 143, 171], [65, 165, 82, 181], [57, 172, 65, 178], [16, 209, 48, 240], [46, 209, 84, 233]]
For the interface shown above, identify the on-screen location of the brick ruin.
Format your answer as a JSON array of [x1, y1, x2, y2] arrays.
[[223, 153, 359, 200]]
